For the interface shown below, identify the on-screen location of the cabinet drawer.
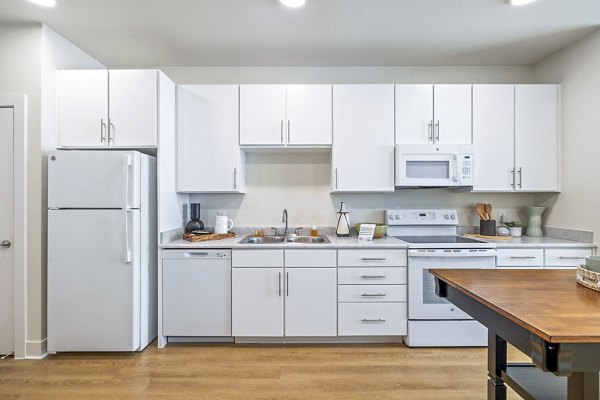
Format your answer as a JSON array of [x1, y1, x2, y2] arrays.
[[285, 249, 336, 268], [338, 303, 407, 336], [232, 250, 284, 268], [338, 250, 407, 267], [338, 267, 406, 285], [545, 248, 592, 268], [338, 285, 407, 303], [496, 249, 543, 267]]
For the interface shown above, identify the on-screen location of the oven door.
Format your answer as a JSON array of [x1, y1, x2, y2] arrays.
[[408, 249, 496, 320]]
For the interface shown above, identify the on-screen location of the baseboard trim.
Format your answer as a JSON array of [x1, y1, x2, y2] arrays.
[[25, 339, 48, 359], [234, 336, 405, 344]]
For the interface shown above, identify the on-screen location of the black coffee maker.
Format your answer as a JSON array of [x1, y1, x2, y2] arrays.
[[185, 203, 205, 233]]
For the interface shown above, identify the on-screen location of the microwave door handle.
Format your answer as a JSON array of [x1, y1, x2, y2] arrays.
[[453, 156, 460, 182]]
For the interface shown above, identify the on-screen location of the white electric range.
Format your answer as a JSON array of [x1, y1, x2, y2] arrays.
[[385, 209, 497, 347]]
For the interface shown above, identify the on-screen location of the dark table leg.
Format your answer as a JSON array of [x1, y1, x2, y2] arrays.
[[488, 330, 507, 400], [568, 371, 599, 400]]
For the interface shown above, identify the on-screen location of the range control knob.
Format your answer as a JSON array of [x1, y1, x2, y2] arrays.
[[444, 214, 450, 220], [451, 214, 456, 220]]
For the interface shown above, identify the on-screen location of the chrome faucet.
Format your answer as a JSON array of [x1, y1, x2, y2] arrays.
[[282, 208, 289, 236]]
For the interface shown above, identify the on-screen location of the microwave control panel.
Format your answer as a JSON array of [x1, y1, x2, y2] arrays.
[[458, 154, 473, 185]]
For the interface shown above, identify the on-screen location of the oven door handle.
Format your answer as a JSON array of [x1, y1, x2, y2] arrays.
[[408, 250, 497, 258]]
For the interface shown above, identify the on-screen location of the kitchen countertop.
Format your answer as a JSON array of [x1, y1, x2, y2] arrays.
[[161, 233, 408, 249], [473, 236, 596, 249]]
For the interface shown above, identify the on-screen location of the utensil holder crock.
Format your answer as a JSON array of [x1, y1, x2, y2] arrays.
[[480, 220, 497, 236]]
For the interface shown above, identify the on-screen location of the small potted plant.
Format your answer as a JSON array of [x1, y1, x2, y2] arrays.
[[504, 221, 522, 237]]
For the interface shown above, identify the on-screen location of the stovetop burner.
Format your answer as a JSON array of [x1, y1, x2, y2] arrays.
[[394, 236, 487, 245]]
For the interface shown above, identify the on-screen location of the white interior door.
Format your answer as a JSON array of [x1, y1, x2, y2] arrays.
[[0, 108, 14, 355], [48, 209, 140, 352]]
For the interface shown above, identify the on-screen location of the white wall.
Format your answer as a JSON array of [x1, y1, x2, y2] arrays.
[[170, 66, 537, 229], [534, 29, 600, 241]]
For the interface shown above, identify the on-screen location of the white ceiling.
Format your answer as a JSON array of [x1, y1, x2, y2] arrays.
[[1, 0, 599, 67]]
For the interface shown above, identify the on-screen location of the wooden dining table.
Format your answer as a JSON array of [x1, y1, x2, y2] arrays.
[[431, 269, 600, 400]]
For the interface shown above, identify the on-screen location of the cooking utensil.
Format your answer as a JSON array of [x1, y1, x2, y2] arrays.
[[485, 204, 493, 221], [475, 203, 487, 220]]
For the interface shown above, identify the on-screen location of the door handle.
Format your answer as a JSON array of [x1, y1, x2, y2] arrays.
[[100, 118, 107, 143], [510, 168, 515, 188], [278, 272, 282, 296], [428, 120, 433, 143], [435, 120, 440, 142], [280, 120, 284, 144], [517, 167, 523, 188], [233, 168, 237, 190], [0, 240, 11, 249], [108, 119, 115, 144], [123, 155, 132, 263], [334, 168, 338, 189], [286, 272, 289, 296], [287, 120, 291, 144]]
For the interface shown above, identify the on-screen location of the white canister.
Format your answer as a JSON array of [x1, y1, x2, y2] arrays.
[[214, 215, 234, 234], [509, 226, 522, 237]]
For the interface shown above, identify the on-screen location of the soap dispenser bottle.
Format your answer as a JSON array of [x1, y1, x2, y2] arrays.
[[336, 202, 350, 237]]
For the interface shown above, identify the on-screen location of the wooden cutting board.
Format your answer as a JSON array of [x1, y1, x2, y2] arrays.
[[183, 232, 236, 242], [464, 233, 513, 241]]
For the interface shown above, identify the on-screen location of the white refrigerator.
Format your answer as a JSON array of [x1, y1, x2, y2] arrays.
[[47, 150, 157, 352]]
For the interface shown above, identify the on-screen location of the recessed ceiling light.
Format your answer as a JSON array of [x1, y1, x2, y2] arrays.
[[279, 0, 306, 8], [509, 0, 537, 6], [26, 0, 56, 7]]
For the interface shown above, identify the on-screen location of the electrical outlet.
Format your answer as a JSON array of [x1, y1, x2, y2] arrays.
[[498, 209, 506, 223]]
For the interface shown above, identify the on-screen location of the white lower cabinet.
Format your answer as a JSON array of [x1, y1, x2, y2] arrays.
[[232, 267, 284, 336], [337, 250, 408, 336], [232, 250, 336, 337], [496, 248, 544, 269], [544, 248, 593, 269]]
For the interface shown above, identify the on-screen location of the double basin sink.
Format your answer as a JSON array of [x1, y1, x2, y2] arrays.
[[239, 235, 330, 245]]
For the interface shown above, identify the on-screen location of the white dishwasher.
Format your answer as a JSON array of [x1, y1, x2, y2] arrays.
[[162, 249, 232, 339]]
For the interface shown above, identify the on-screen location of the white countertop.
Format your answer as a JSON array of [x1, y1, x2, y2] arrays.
[[472, 236, 596, 249], [160, 233, 408, 250]]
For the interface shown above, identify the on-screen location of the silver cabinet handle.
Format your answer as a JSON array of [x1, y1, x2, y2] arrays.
[[335, 168, 338, 189], [510, 256, 536, 259], [287, 120, 291, 144], [108, 119, 115, 144], [233, 168, 237, 190], [0, 240, 11, 249], [518, 167, 523, 188], [361, 257, 387, 261], [510, 168, 515, 188], [361, 318, 386, 323], [361, 275, 386, 279], [558, 256, 585, 260], [428, 120, 433, 143], [361, 293, 386, 297], [100, 118, 107, 143], [286, 272, 289, 296], [435, 120, 440, 142], [278, 272, 282, 297], [280, 120, 284, 144]]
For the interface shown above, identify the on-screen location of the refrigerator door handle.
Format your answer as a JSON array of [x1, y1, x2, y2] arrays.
[[123, 155, 132, 263]]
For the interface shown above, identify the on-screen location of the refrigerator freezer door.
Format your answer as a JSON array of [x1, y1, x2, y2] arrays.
[[48, 150, 140, 209], [47, 209, 141, 352]]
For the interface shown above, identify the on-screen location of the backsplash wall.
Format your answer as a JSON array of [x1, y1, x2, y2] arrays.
[[190, 153, 534, 229]]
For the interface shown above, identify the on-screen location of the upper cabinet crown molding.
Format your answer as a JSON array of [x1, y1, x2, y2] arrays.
[[57, 69, 171, 149], [239, 84, 332, 148], [395, 84, 472, 145], [472, 84, 560, 193]]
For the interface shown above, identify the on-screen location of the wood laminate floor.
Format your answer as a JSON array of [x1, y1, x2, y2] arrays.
[[0, 343, 528, 399]]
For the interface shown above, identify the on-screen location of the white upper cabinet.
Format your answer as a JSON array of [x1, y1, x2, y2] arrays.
[[395, 84, 472, 145], [286, 85, 332, 146], [332, 85, 395, 192], [58, 70, 109, 148], [58, 69, 169, 148], [239, 84, 332, 147], [473, 85, 515, 191], [239, 85, 287, 146], [108, 69, 157, 148], [515, 85, 560, 192], [176, 85, 245, 193], [473, 84, 560, 192], [395, 85, 434, 144]]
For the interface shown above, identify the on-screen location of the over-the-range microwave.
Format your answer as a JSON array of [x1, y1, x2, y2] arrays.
[[395, 144, 474, 188]]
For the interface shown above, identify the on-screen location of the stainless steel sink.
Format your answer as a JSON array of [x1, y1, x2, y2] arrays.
[[285, 236, 330, 244], [240, 236, 286, 244], [239, 235, 330, 245]]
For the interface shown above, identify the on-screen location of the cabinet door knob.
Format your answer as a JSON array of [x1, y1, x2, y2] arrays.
[[0, 240, 11, 249]]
